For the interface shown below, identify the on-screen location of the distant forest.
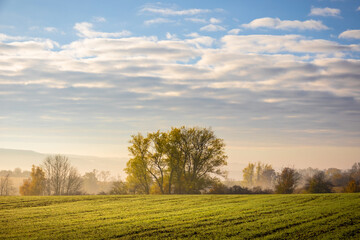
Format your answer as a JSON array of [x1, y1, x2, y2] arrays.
[[1, 127, 359, 196]]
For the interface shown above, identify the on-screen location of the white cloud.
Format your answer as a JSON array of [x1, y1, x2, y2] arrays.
[[221, 35, 357, 54], [74, 22, 131, 38], [339, 30, 360, 39], [72, 82, 113, 88], [185, 32, 200, 38], [263, 98, 287, 103], [185, 18, 207, 23], [185, 35, 215, 47], [309, 7, 341, 17], [93, 17, 106, 22], [166, 32, 177, 40], [141, 7, 210, 16], [242, 17, 328, 30], [1, 28, 360, 150], [0, 33, 26, 41], [228, 29, 241, 35], [200, 24, 226, 32], [144, 18, 174, 25], [357, 6, 360, 11], [210, 18, 221, 24], [44, 27, 57, 33]]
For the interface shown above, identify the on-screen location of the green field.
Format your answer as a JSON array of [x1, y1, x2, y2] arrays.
[[0, 194, 359, 239]]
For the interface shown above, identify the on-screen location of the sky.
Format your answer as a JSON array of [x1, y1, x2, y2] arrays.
[[0, 0, 360, 175]]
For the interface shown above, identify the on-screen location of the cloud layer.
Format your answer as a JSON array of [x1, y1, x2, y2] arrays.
[[242, 17, 328, 30], [1, 9, 360, 158]]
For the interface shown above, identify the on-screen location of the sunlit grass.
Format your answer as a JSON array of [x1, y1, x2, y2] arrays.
[[0, 194, 359, 239]]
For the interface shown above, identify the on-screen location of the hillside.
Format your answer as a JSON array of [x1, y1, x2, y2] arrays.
[[0, 194, 359, 239]]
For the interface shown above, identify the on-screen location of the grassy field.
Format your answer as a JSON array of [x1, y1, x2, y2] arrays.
[[0, 194, 359, 239]]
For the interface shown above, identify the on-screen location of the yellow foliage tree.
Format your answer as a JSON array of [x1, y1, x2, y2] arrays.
[[19, 165, 46, 196]]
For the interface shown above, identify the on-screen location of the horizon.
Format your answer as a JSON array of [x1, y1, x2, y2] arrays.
[[1, 0, 360, 176]]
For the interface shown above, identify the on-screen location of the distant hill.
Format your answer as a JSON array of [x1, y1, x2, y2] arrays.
[[0, 148, 127, 176]]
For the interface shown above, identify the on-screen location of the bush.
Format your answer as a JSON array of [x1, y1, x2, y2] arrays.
[[304, 172, 332, 193]]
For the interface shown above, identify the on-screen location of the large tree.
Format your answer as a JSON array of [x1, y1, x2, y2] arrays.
[[125, 134, 152, 194], [125, 127, 228, 194], [146, 131, 168, 194]]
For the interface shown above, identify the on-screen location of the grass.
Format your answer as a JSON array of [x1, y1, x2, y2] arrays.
[[0, 194, 359, 239]]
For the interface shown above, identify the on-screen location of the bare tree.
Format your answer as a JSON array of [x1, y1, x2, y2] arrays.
[[97, 171, 111, 182], [0, 173, 15, 196], [65, 167, 82, 195], [43, 155, 82, 195]]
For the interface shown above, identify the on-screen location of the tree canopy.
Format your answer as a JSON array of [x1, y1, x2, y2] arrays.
[[125, 127, 228, 194]]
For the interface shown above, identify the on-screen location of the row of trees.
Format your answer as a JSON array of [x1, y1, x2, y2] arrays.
[[18, 156, 116, 196], [20, 155, 83, 196], [2, 126, 359, 196], [125, 127, 228, 194], [232, 162, 360, 194]]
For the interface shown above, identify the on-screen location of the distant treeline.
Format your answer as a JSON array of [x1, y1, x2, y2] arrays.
[[0, 158, 115, 196], [0, 168, 31, 178], [0, 126, 359, 196], [209, 162, 360, 194]]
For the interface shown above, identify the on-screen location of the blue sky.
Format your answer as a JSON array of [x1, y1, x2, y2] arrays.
[[0, 0, 360, 175]]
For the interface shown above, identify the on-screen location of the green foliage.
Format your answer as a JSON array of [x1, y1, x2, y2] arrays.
[[110, 180, 128, 195], [275, 168, 301, 194], [0, 194, 359, 239], [305, 172, 333, 193], [125, 127, 228, 194]]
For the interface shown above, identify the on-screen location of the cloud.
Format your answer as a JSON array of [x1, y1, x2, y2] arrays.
[[1, 29, 360, 150], [228, 29, 241, 35], [141, 7, 211, 16], [0, 33, 26, 41], [339, 30, 360, 39], [184, 32, 200, 38], [44, 27, 57, 33], [221, 35, 358, 54], [210, 18, 221, 24], [144, 18, 174, 25], [263, 98, 287, 103], [357, 6, 360, 11], [242, 17, 329, 30], [200, 24, 226, 32], [185, 18, 207, 23], [166, 32, 177, 40], [309, 7, 341, 17], [74, 22, 131, 38]]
